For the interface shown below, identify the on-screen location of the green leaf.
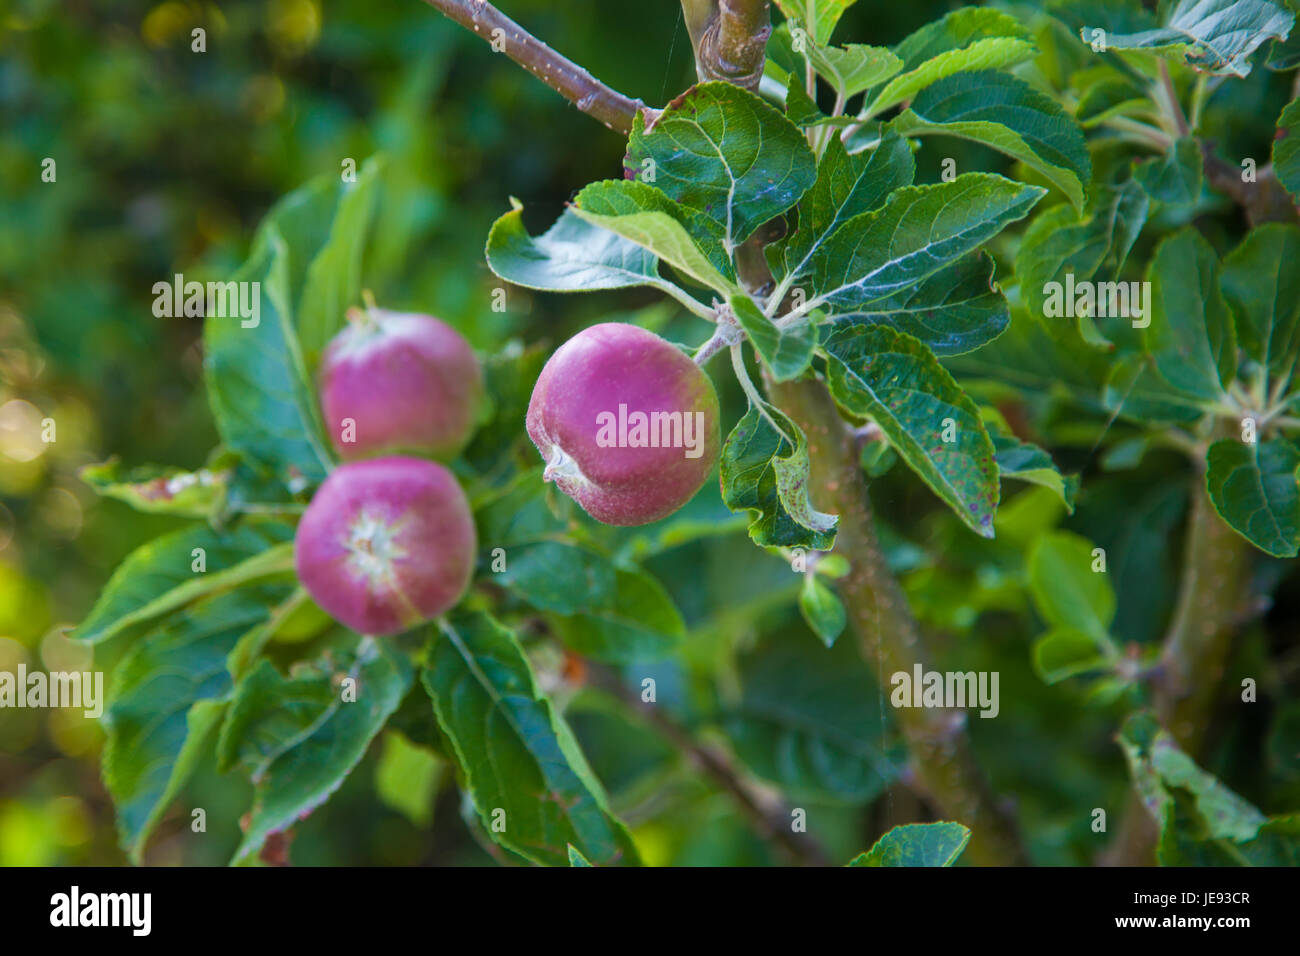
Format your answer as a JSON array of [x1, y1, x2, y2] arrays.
[[623, 82, 816, 251], [472, 469, 567, 546], [1133, 137, 1204, 204], [1146, 228, 1235, 403], [808, 44, 903, 99], [728, 628, 899, 803], [890, 71, 1091, 211], [944, 305, 1111, 411], [221, 635, 413, 864], [204, 227, 334, 488], [496, 540, 617, 614], [1076, 78, 1156, 127], [860, 439, 898, 477], [79, 459, 228, 518], [463, 343, 550, 475], [1082, 0, 1294, 77], [424, 612, 640, 866], [822, 325, 999, 536], [1119, 712, 1271, 858], [374, 730, 443, 827], [295, 155, 384, 365], [548, 564, 686, 664], [720, 404, 838, 550], [250, 159, 382, 324], [1161, 807, 1300, 865], [952, 307, 1206, 429], [892, 7, 1033, 71], [848, 822, 971, 866], [799, 575, 847, 647], [102, 585, 290, 862], [71, 521, 295, 644], [1027, 530, 1115, 642], [1221, 223, 1300, 376], [221, 459, 303, 514], [765, 20, 803, 85], [866, 9, 1038, 118], [866, 37, 1039, 117], [567, 844, 595, 867], [1101, 436, 1153, 471], [769, 129, 916, 287], [1276, 96, 1300, 201], [481, 494, 685, 664], [485, 201, 705, 312], [1015, 177, 1149, 320], [783, 76, 831, 127], [774, 0, 858, 46], [225, 588, 315, 681], [610, 491, 750, 561], [1032, 627, 1110, 683], [251, 174, 341, 303], [1268, 0, 1300, 68], [806, 174, 1044, 315], [1103, 354, 1209, 425], [1206, 437, 1300, 557], [824, 251, 1011, 356], [730, 293, 816, 381], [992, 433, 1078, 512], [572, 180, 738, 292]]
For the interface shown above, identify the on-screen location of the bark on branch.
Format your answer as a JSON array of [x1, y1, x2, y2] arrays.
[[1103, 459, 1252, 865], [767, 375, 1031, 866], [1200, 142, 1299, 226], [1156, 480, 1252, 754], [681, 0, 772, 90]]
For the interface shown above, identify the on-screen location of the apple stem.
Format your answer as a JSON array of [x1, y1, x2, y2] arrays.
[[346, 292, 382, 331], [692, 325, 738, 365]]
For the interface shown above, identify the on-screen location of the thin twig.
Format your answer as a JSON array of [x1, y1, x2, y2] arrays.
[[419, 0, 645, 133]]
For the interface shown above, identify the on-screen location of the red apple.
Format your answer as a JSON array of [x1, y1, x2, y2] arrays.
[[294, 456, 476, 635], [526, 323, 720, 525], [320, 308, 483, 461]]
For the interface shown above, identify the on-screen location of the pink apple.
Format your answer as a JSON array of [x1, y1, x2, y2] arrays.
[[526, 323, 720, 526], [320, 308, 483, 461], [294, 456, 476, 636]]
